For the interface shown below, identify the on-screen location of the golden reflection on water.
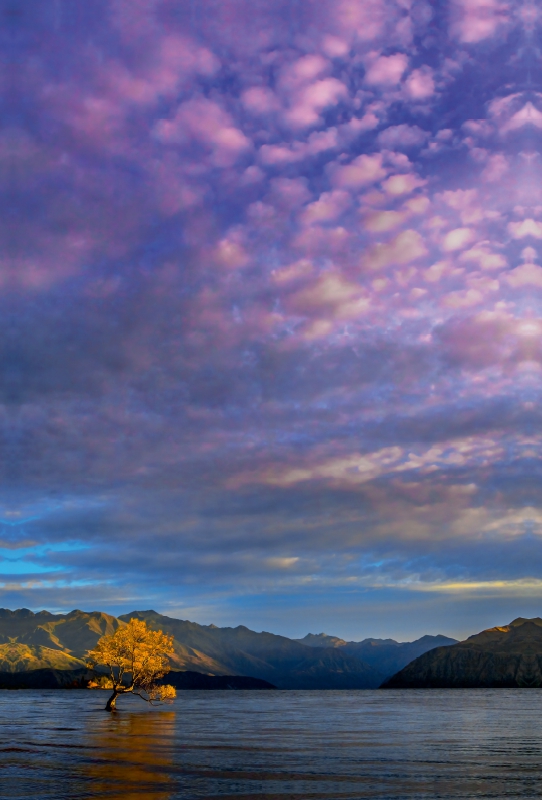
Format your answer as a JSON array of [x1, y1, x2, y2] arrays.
[[84, 708, 176, 799], [6, 690, 542, 800]]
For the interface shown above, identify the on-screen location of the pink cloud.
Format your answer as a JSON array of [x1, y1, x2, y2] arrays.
[[363, 230, 428, 270], [404, 67, 436, 101], [381, 173, 426, 196], [508, 219, 542, 239], [487, 93, 522, 120], [466, 273, 500, 293], [213, 235, 250, 269], [506, 263, 542, 288], [462, 119, 494, 139], [286, 272, 372, 337], [269, 178, 312, 210], [362, 210, 408, 233], [377, 125, 430, 149], [459, 246, 507, 271], [451, 0, 510, 43], [424, 260, 461, 283], [54, 34, 221, 153], [109, 35, 219, 104], [305, 128, 341, 154], [442, 289, 484, 308], [436, 312, 516, 370], [284, 78, 348, 129], [154, 97, 251, 167], [501, 102, 542, 133], [333, 0, 392, 42], [151, 153, 206, 215], [290, 272, 362, 311], [342, 107, 383, 137], [279, 55, 330, 90], [441, 228, 476, 252], [364, 53, 408, 87], [259, 144, 303, 166], [437, 189, 487, 225], [258, 128, 340, 166], [321, 35, 350, 58], [403, 196, 431, 215], [6, 233, 97, 290], [330, 153, 387, 189], [480, 153, 509, 182], [241, 86, 281, 115], [300, 190, 352, 226], [240, 165, 265, 185], [272, 259, 314, 285], [438, 189, 479, 211], [292, 225, 351, 256]]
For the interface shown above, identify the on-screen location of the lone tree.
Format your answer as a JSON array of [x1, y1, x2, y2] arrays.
[[88, 618, 177, 711]]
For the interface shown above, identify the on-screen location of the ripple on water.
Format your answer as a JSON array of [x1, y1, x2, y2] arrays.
[[1, 689, 542, 799]]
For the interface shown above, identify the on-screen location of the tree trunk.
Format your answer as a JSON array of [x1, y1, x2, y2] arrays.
[[105, 690, 119, 711]]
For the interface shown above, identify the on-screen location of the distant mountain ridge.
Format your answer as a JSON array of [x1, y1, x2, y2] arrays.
[[118, 610, 384, 689], [295, 631, 458, 679], [383, 617, 542, 688], [0, 607, 456, 689]]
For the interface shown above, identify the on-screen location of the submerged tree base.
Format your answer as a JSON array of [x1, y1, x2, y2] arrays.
[[105, 692, 119, 711], [88, 618, 177, 712]]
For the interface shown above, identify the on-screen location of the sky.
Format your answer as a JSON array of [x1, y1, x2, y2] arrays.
[[3, 0, 542, 642]]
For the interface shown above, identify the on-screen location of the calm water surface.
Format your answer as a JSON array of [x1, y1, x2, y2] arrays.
[[1, 689, 542, 799]]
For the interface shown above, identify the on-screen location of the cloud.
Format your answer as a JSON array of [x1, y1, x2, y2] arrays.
[[300, 190, 351, 225], [381, 173, 426, 195], [459, 245, 507, 271], [481, 153, 509, 182], [329, 153, 387, 188], [363, 230, 428, 269], [8, 0, 542, 635], [451, 0, 510, 43], [377, 125, 430, 149], [506, 263, 542, 288], [258, 128, 349, 165], [441, 227, 476, 252], [362, 210, 409, 232], [364, 53, 408, 86], [509, 219, 542, 239], [283, 78, 348, 129], [241, 86, 281, 115], [404, 67, 435, 100], [154, 97, 252, 167], [500, 102, 542, 133]]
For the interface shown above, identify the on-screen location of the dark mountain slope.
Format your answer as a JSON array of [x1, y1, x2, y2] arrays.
[[343, 634, 458, 677], [295, 630, 457, 678], [120, 610, 383, 689], [383, 618, 542, 688], [295, 633, 348, 648], [0, 607, 454, 689]]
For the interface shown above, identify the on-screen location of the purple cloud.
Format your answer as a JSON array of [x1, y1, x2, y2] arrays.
[[3, 0, 542, 638]]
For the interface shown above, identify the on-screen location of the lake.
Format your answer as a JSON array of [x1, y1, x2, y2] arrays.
[[2, 689, 541, 799]]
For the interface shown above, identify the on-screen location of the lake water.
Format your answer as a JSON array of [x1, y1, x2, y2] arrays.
[[2, 689, 542, 799]]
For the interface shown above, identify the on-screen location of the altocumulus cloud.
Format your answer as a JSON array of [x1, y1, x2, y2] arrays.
[[3, 0, 542, 640]]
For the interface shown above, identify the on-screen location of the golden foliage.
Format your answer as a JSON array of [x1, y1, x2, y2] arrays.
[[88, 618, 176, 707]]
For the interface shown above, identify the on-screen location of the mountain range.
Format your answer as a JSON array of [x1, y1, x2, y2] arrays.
[[295, 632, 457, 679], [0, 608, 456, 689], [382, 617, 542, 688]]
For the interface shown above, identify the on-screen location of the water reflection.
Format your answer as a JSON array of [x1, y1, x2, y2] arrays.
[[84, 707, 176, 799], [4, 690, 542, 799]]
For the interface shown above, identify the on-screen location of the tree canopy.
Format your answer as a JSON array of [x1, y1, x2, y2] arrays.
[[88, 618, 176, 711]]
